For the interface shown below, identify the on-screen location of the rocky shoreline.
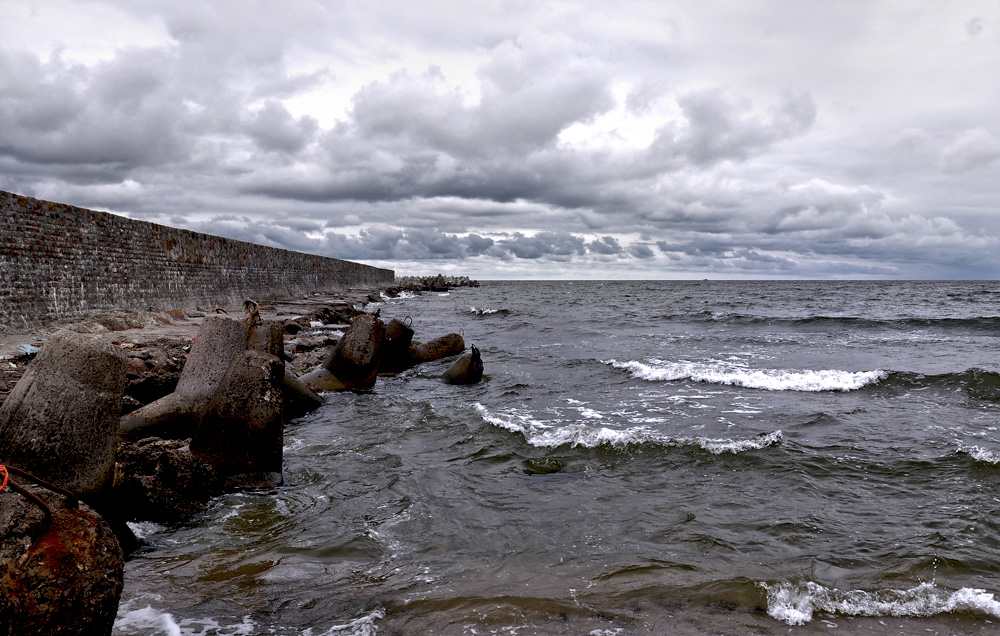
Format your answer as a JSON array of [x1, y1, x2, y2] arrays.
[[0, 275, 480, 635]]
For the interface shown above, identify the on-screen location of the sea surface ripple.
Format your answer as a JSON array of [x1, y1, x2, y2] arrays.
[[114, 280, 1000, 635]]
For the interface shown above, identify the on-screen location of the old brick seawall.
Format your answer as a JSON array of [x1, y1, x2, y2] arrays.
[[0, 190, 394, 331]]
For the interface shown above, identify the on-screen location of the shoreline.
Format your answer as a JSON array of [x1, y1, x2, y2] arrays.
[[1, 274, 479, 405], [0, 287, 380, 406]]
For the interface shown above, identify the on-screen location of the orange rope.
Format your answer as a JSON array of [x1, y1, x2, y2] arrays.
[[0, 465, 7, 493]]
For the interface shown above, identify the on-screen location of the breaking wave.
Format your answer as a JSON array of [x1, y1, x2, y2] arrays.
[[958, 444, 1000, 465], [473, 403, 781, 453], [114, 600, 383, 636], [468, 306, 510, 316], [604, 359, 887, 392], [759, 580, 1000, 625]]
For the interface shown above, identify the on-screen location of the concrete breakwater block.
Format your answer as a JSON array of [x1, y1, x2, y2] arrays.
[[0, 330, 126, 498], [190, 350, 285, 480], [0, 482, 124, 636], [378, 318, 415, 374], [301, 313, 386, 392], [119, 315, 248, 439], [409, 333, 465, 364], [121, 316, 320, 440], [442, 345, 484, 385]]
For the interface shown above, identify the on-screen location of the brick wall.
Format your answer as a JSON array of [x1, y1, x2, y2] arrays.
[[0, 191, 394, 331]]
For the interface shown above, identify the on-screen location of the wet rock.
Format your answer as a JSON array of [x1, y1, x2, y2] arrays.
[[113, 438, 222, 523], [308, 304, 359, 326], [286, 347, 328, 377], [301, 314, 386, 392], [378, 318, 415, 374], [121, 395, 144, 415], [0, 330, 126, 498], [442, 345, 484, 385], [409, 333, 465, 364], [0, 482, 124, 636], [190, 350, 285, 480], [288, 333, 338, 353], [122, 339, 189, 407]]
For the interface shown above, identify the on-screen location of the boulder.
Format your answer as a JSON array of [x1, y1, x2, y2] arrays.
[[190, 350, 285, 482], [0, 330, 126, 498], [0, 482, 124, 636], [113, 438, 222, 523], [409, 333, 465, 364], [442, 345, 485, 385], [378, 318, 415, 374], [122, 339, 189, 407], [301, 314, 386, 392]]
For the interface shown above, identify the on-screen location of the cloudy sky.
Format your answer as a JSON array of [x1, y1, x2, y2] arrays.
[[2, 1, 998, 279]]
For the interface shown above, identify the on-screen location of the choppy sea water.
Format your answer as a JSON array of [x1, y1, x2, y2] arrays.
[[113, 280, 1000, 635]]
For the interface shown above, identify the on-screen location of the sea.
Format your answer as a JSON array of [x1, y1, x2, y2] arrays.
[[111, 280, 1000, 635]]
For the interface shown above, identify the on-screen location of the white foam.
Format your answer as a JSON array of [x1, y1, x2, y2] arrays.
[[689, 430, 782, 454], [126, 520, 167, 540], [604, 359, 887, 392], [469, 306, 503, 315], [113, 605, 182, 636], [960, 444, 1000, 464], [760, 580, 1000, 626], [308, 608, 385, 636], [473, 403, 781, 453], [177, 615, 256, 635]]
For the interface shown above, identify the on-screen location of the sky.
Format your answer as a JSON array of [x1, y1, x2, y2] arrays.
[[1, 1, 998, 279]]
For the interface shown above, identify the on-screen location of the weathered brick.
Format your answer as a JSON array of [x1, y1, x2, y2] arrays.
[[0, 190, 393, 329]]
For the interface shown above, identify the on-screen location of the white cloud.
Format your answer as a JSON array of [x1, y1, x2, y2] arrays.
[[0, 0, 998, 279], [939, 128, 1000, 174]]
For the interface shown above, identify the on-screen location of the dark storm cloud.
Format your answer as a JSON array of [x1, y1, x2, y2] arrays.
[[0, 48, 192, 175], [627, 243, 656, 259], [586, 236, 623, 255], [244, 101, 319, 154], [245, 72, 817, 218], [493, 232, 587, 260]]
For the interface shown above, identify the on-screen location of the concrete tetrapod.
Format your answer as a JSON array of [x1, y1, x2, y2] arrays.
[[300, 313, 386, 392], [408, 333, 465, 365], [377, 317, 415, 374], [190, 350, 285, 487], [442, 345, 484, 385], [121, 316, 322, 439], [119, 315, 248, 439], [0, 330, 126, 499]]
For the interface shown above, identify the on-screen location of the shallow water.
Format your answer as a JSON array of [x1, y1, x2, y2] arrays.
[[113, 280, 1000, 635]]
